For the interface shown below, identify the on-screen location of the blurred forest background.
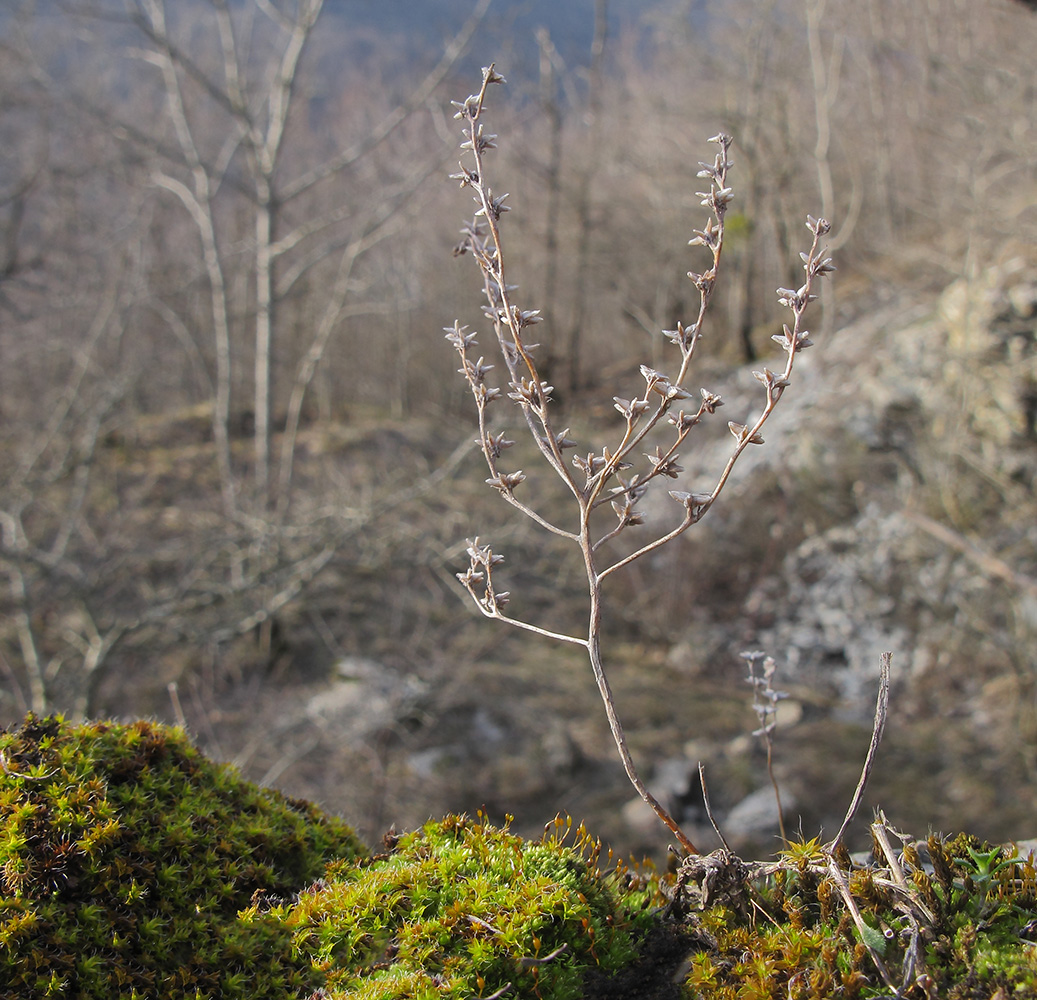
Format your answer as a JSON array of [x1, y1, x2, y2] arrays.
[[1, 0, 1036, 859]]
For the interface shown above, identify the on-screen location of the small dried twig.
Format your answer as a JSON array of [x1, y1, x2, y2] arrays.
[[698, 761, 732, 853], [467, 914, 504, 935], [825, 855, 900, 995], [479, 985, 511, 1000], [871, 816, 909, 890], [166, 681, 188, 729], [519, 943, 570, 968], [831, 652, 892, 849], [904, 509, 1037, 598], [0, 749, 56, 781], [447, 65, 834, 855]]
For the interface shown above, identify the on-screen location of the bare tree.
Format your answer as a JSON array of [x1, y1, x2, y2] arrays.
[[117, 0, 491, 509], [0, 0, 492, 720]]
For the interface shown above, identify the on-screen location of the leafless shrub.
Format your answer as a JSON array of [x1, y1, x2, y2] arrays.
[[446, 66, 835, 855]]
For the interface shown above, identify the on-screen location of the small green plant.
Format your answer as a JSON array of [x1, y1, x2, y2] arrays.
[[0, 713, 365, 999]]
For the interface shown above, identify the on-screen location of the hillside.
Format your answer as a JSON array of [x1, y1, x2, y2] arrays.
[[0, 0, 1034, 862]]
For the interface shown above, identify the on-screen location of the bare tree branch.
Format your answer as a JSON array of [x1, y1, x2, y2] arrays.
[[279, 0, 493, 203]]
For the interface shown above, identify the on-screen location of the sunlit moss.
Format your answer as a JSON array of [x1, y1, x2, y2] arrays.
[[265, 813, 658, 1000], [676, 833, 1037, 999], [0, 713, 364, 999], [4, 713, 1035, 998]]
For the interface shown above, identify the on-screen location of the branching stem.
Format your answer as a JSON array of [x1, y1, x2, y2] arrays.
[[448, 66, 834, 856]]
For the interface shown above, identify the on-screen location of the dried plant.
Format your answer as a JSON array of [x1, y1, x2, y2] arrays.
[[740, 650, 790, 844], [446, 65, 834, 856]]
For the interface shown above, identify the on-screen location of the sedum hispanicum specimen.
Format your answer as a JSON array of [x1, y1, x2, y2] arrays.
[[447, 65, 835, 856]]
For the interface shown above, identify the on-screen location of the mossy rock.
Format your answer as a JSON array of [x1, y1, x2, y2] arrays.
[[262, 813, 662, 1000], [6, 713, 1033, 999], [0, 713, 365, 999], [679, 834, 1037, 999], [0, 716, 668, 999]]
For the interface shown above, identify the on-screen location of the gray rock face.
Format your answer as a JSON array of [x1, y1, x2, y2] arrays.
[[618, 259, 1037, 850], [724, 784, 794, 842], [306, 656, 428, 741], [683, 260, 1036, 700], [748, 507, 915, 721]]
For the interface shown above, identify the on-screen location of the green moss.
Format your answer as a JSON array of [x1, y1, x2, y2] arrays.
[[267, 813, 657, 1000], [5, 713, 1034, 999], [0, 713, 365, 999], [677, 833, 1037, 999]]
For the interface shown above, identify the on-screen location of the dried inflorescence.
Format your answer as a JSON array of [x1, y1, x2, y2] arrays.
[[740, 650, 791, 842], [446, 65, 834, 855]]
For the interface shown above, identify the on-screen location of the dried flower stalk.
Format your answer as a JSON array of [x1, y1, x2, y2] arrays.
[[447, 65, 834, 855], [741, 650, 790, 844]]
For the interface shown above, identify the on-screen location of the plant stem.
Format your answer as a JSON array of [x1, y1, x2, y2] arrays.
[[582, 527, 699, 855]]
